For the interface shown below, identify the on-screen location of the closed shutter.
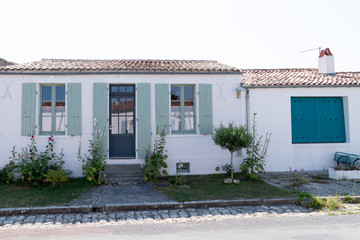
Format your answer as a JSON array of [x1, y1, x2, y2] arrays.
[[137, 83, 151, 159], [21, 83, 36, 136], [315, 97, 345, 142], [93, 83, 108, 149], [155, 84, 169, 133], [199, 84, 213, 134], [67, 83, 82, 135], [291, 97, 345, 143]]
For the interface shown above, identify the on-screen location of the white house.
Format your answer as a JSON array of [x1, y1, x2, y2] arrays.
[[0, 59, 244, 177], [241, 49, 360, 172]]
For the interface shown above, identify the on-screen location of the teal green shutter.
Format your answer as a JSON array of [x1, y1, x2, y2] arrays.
[[291, 97, 345, 143], [199, 84, 213, 134], [21, 83, 36, 136], [67, 83, 82, 135], [137, 83, 151, 158], [155, 84, 169, 133], [93, 83, 108, 149], [315, 97, 345, 142]]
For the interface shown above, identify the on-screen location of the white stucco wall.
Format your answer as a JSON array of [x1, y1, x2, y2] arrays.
[[247, 87, 360, 172], [0, 73, 243, 177]]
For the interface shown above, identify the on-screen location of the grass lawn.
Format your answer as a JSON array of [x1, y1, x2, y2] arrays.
[[156, 173, 296, 202], [0, 178, 92, 208]]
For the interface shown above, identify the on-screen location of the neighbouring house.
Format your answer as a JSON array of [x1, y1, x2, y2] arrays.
[[0, 59, 243, 176], [241, 48, 360, 172]]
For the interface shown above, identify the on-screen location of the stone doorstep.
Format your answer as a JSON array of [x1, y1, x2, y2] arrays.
[[0, 198, 298, 217]]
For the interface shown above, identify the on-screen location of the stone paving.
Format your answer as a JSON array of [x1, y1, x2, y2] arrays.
[[1, 204, 360, 229], [261, 170, 360, 197]]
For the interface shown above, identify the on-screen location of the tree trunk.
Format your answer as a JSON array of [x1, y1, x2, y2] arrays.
[[231, 151, 234, 182]]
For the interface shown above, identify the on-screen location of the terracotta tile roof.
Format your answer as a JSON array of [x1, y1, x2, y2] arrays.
[[0, 58, 15, 67], [0, 59, 240, 73], [242, 68, 360, 87]]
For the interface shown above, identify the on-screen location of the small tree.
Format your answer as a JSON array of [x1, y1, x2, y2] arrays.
[[212, 123, 252, 181]]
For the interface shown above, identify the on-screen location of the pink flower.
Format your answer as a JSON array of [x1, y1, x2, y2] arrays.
[[31, 136, 34, 139], [48, 137, 52, 141], [294, 169, 298, 173], [148, 153, 152, 158], [93, 150, 98, 154]]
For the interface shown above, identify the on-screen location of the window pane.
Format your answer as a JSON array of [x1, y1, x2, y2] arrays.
[[56, 115, 65, 132], [111, 116, 119, 134], [42, 117, 52, 132], [119, 116, 126, 134], [171, 86, 180, 100], [184, 86, 194, 100], [171, 103, 181, 131], [42, 86, 52, 101], [184, 101, 194, 131], [127, 116, 134, 134], [56, 86, 65, 101], [56, 101, 65, 113], [42, 102, 52, 113]]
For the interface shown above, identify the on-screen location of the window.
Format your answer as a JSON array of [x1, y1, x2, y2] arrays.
[[291, 97, 346, 143], [171, 85, 195, 133], [40, 84, 66, 134]]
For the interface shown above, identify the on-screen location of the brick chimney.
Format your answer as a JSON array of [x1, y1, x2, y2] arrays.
[[318, 48, 335, 75]]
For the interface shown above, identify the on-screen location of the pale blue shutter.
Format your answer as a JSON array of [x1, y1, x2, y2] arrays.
[[21, 83, 36, 136], [155, 84, 169, 133], [199, 84, 213, 134], [93, 83, 108, 149], [137, 83, 151, 158], [67, 83, 82, 135]]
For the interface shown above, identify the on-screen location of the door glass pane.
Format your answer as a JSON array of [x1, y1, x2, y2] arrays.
[[119, 98, 126, 115], [126, 86, 134, 93], [56, 86, 65, 101], [119, 86, 126, 93], [111, 98, 119, 114], [111, 116, 119, 134], [42, 117, 52, 132], [126, 97, 134, 112], [111, 86, 118, 93], [42, 86, 52, 101], [119, 116, 126, 134], [56, 115, 65, 132], [127, 115, 134, 134]]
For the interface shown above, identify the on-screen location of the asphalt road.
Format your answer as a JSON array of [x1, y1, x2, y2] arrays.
[[1, 214, 359, 240]]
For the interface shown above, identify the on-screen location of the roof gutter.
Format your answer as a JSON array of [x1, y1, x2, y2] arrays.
[[0, 71, 243, 76]]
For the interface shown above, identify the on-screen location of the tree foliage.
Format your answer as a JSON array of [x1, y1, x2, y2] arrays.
[[212, 122, 252, 181]]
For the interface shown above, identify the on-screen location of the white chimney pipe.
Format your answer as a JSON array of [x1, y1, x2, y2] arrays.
[[318, 48, 335, 75]]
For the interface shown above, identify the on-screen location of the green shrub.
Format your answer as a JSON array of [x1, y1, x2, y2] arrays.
[[78, 129, 107, 185], [241, 113, 271, 180], [143, 128, 168, 182], [44, 169, 69, 188], [3, 135, 65, 186], [212, 122, 252, 181]]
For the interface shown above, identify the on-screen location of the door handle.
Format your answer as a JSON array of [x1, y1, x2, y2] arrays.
[[109, 125, 112, 130]]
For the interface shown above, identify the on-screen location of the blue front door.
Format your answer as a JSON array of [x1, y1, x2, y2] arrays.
[[109, 85, 136, 158]]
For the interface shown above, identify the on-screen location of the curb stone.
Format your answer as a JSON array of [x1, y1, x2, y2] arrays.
[[0, 198, 298, 216]]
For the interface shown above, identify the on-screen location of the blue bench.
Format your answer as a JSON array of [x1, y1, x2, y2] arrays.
[[334, 152, 360, 166]]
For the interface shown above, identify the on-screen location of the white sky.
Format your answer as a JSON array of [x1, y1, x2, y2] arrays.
[[1, 0, 360, 72]]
